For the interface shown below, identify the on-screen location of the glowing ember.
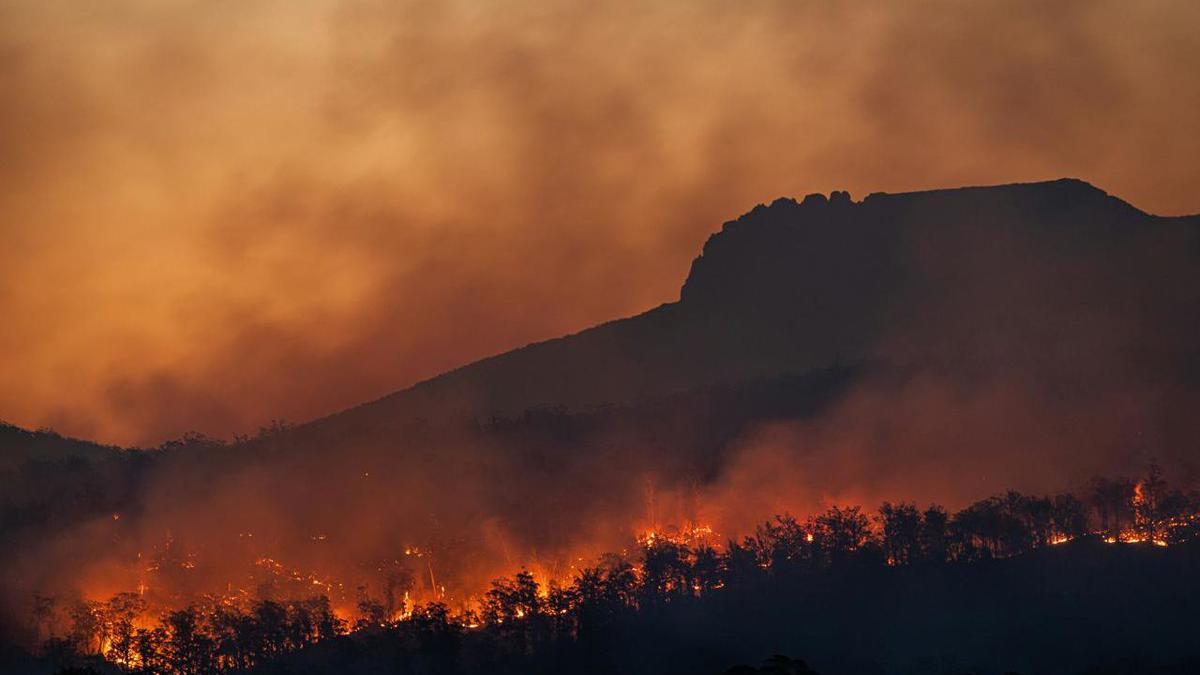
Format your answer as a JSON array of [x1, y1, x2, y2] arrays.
[[22, 468, 1198, 674]]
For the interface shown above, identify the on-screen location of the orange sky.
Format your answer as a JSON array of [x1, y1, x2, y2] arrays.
[[2, 0, 1198, 446]]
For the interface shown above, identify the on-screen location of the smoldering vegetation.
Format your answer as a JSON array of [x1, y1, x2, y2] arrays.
[[6, 455, 1200, 675], [0, 367, 856, 628]]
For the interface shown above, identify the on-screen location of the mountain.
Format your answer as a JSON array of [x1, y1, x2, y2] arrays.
[[308, 178, 1200, 439], [6, 178, 1199, 485]]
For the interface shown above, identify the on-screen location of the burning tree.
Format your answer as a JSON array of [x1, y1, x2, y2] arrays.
[[22, 468, 1200, 675]]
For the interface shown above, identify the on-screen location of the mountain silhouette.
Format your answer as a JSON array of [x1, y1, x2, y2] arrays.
[[302, 178, 1200, 440], [4, 178, 1198, 463]]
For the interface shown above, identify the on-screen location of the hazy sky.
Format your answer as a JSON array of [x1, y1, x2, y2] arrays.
[[2, 0, 1198, 446]]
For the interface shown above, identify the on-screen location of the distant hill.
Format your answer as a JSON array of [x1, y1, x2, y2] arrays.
[[0, 422, 123, 471]]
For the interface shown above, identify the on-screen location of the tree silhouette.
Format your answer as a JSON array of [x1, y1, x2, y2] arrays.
[[754, 514, 814, 573], [639, 540, 692, 604], [1134, 462, 1168, 540], [383, 565, 415, 620], [878, 501, 921, 565], [104, 592, 145, 666], [133, 625, 168, 673], [693, 544, 725, 594], [66, 600, 102, 655], [355, 585, 388, 631], [952, 498, 1003, 559], [163, 607, 215, 675], [1089, 477, 1135, 540], [813, 505, 872, 565], [917, 505, 949, 564], [481, 569, 543, 654], [408, 601, 462, 669], [30, 593, 56, 645], [1050, 493, 1089, 540]]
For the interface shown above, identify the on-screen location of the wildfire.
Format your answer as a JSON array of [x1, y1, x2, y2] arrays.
[[25, 468, 1199, 674], [637, 523, 716, 548]]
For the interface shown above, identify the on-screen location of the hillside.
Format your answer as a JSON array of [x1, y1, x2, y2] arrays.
[[0, 422, 124, 471]]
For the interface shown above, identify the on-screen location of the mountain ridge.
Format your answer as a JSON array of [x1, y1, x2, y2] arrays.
[[3, 178, 1198, 455], [302, 177, 1199, 441]]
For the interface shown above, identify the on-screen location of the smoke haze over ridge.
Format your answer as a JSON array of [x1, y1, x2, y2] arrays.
[[2, 0, 1200, 445]]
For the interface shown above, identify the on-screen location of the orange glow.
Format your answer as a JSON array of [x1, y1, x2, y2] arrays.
[[3, 2, 1200, 447], [56, 485, 1199, 674]]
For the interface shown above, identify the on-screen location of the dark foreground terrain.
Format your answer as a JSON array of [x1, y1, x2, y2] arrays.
[[5, 537, 1198, 675], [263, 540, 1200, 675]]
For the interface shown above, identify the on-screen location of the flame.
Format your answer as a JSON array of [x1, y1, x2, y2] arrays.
[[636, 523, 716, 548], [41, 477, 1199, 673]]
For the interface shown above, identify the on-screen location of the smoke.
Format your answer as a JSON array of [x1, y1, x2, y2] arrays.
[[2, 0, 1199, 445], [3, 0, 1200, 645], [2, 414, 699, 626], [701, 371, 1200, 539]]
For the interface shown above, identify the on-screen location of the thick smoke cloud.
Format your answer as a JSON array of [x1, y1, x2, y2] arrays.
[[2, 0, 1199, 445]]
